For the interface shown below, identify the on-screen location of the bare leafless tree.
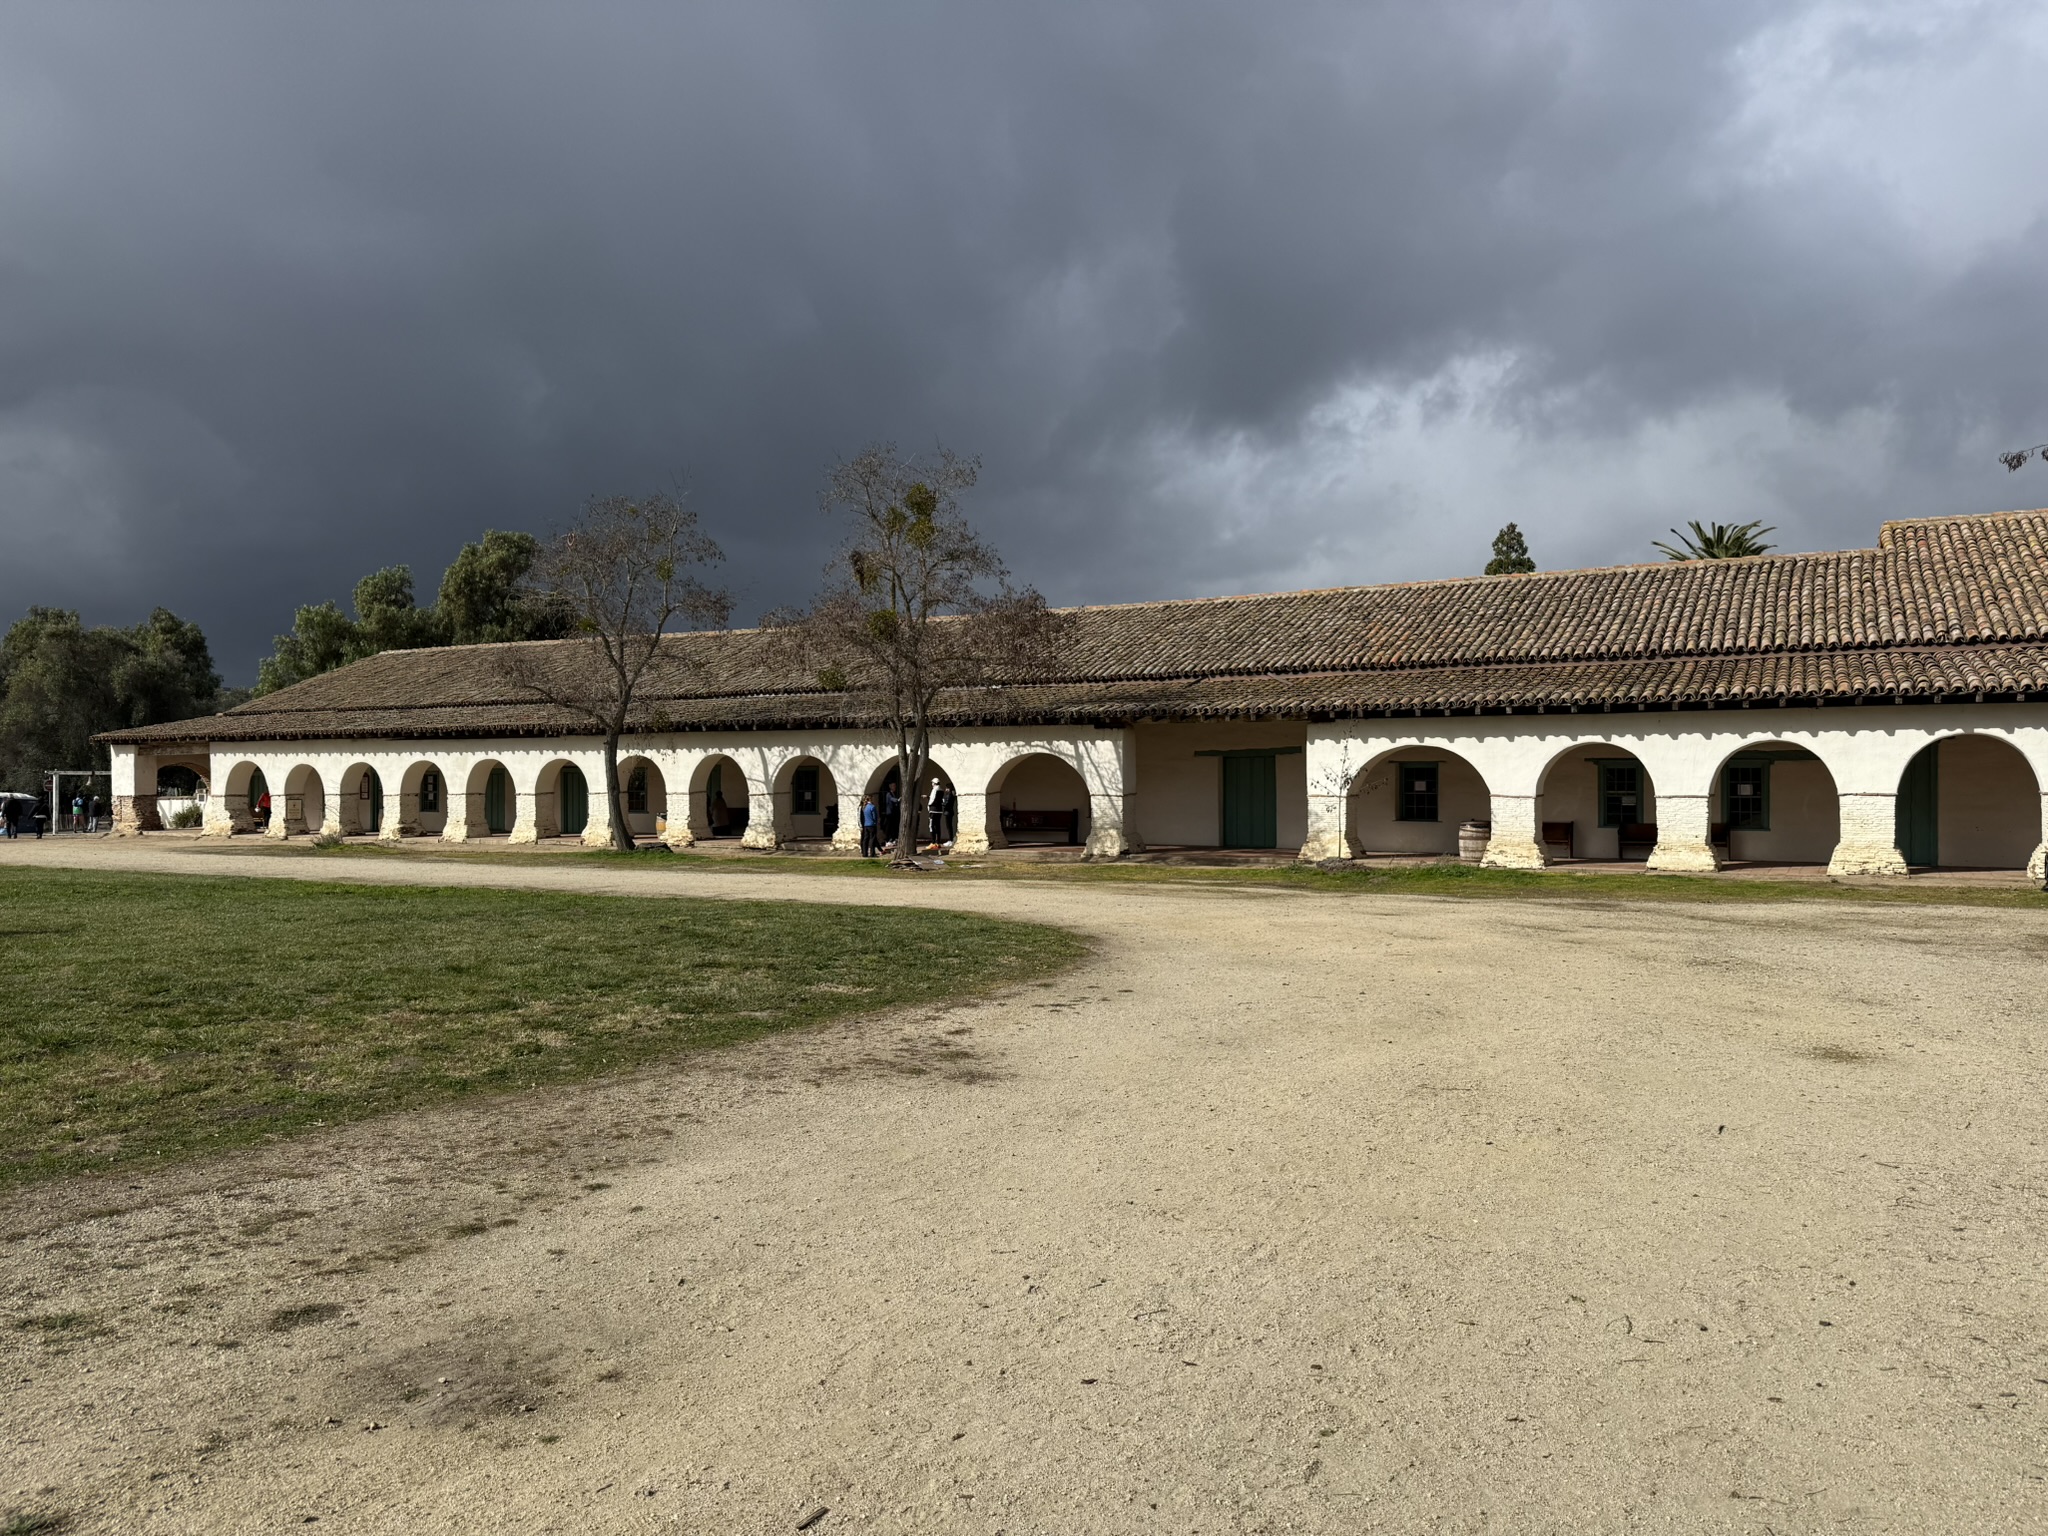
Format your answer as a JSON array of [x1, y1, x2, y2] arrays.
[[771, 444, 1065, 863], [2000, 442, 2048, 473], [504, 492, 730, 849]]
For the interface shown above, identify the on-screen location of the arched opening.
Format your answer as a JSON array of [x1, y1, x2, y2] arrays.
[[534, 759, 590, 838], [863, 757, 954, 852], [1708, 742, 1840, 867], [466, 760, 516, 837], [1344, 747, 1492, 859], [398, 760, 448, 837], [282, 764, 325, 837], [1535, 743, 1654, 863], [1894, 735, 2041, 870], [691, 755, 751, 840], [773, 756, 840, 844], [220, 760, 264, 833], [337, 763, 385, 836], [152, 759, 210, 830], [988, 753, 1089, 848], [616, 757, 668, 842]]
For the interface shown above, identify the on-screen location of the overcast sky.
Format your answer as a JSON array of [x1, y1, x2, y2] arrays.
[[3, 1, 2045, 681]]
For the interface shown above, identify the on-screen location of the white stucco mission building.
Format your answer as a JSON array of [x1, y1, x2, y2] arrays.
[[101, 509, 2048, 881]]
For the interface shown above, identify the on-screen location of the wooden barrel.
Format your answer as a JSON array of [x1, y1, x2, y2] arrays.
[[1458, 820, 1492, 864]]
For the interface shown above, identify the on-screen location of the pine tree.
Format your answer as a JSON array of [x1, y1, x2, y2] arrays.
[[1485, 523, 1536, 575]]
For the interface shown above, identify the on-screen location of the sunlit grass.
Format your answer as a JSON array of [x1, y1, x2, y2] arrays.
[[0, 868, 1083, 1187]]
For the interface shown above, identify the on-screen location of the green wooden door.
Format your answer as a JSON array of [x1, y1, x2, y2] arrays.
[[485, 765, 512, 834], [1221, 753, 1278, 848], [559, 766, 588, 836], [366, 770, 383, 835], [1896, 743, 1939, 867]]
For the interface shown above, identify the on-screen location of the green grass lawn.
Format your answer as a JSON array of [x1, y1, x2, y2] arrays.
[[271, 839, 2048, 909], [0, 868, 1084, 1188]]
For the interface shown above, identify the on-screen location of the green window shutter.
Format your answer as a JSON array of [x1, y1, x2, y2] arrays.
[[558, 766, 588, 835], [1722, 759, 1769, 831], [1396, 761, 1440, 822], [248, 769, 267, 812], [485, 765, 512, 834], [1221, 753, 1278, 848], [1597, 761, 1642, 828], [1896, 744, 1938, 866], [366, 770, 384, 835]]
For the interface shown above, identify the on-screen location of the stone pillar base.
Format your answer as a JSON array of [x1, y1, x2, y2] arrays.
[[1480, 836, 1547, 870], [664, 822, 697, 850], [113, 794, 161, 835], [2029, 842, 2046, 885], [1083, 828, 1128, 860], [1829, 841, 1909, 877], [949, 792, 991, 855], [1480, 794, 1544, 869], [1646, 842, 1720, 872]]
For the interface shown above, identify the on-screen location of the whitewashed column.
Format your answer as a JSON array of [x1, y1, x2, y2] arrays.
[[1828, 792, 1907, 876], [1481, 790, 1545, 869], [950, 790, 991, 854], [740, 781, 779, 849], [2029, 792, 2048, 885], [1080, 729, 1139, 859], [1647, 794, 1720, 872], [1299, 729, 1353, 862], [377, 764, 405, 844]]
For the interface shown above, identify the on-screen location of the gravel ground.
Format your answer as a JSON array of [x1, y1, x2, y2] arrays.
[[4, 839, 2047, 1534]]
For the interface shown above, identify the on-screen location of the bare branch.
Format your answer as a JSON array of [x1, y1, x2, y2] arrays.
[[777, 443, 1067, 861], [501, 491, 729, 848]]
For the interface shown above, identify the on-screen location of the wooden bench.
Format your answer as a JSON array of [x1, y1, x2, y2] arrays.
[[1617, 822, 1659, 861], [1540, 820, 1575, 860], [1001, 807, 1080, 845]]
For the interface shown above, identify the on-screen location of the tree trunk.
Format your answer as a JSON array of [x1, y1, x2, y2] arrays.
[[603, 730, 631, 851], [892, 729, 925, 865]]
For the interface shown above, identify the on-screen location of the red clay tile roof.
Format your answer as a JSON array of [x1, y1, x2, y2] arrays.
[[102, 509, 2048, 744]]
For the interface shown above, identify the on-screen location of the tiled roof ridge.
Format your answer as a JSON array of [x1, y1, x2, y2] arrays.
[[1879, 506, 2048, 548], [186, 506, 2048, 732], [300, 505, 2048, 645]]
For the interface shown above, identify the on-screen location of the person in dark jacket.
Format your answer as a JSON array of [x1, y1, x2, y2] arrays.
[[859, 795, 881, 858]]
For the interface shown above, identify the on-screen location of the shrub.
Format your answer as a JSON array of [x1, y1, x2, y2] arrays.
[[166, 804, 204, 830]]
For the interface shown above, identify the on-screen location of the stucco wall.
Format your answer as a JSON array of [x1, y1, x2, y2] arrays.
[[1536, 744, 1657, 861], [1937, 735, 2041, 868], [107, 700, 2048, 874], [1347, 748, 1490, 856], [1719, 757, 1840, 865], [991, 753, 1093, 845], [1131, 719, 1308, 848]]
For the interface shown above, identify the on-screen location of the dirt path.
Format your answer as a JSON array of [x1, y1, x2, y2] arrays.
[[5, 840, 2048, 1534]]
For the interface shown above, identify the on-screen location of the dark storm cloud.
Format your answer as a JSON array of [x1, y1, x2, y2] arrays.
[[2, 1, 2044, 679]]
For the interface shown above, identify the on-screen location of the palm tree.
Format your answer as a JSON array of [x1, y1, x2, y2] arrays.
[[1653, 520, 1776, 561]]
